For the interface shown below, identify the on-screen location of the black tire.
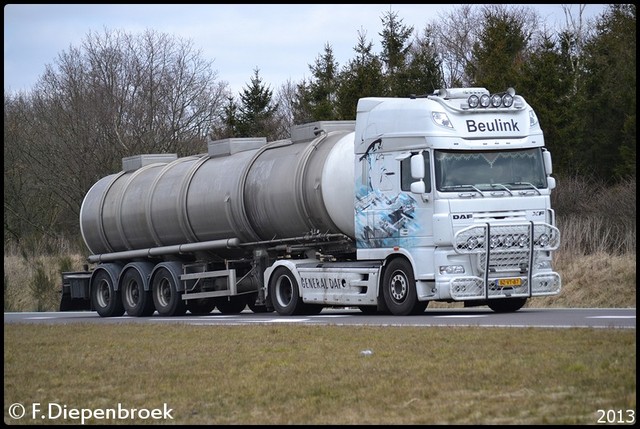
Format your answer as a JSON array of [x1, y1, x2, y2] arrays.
[[411, 300, 429, 314], [488, 297, 527, 313], [246, 293, 273, 313], [269, 267, 305, 316], [381, 258, 424, 316], [215, 296, 247, 314], [151, 267, 187, 317], [358, 306, 379, 314], [186, 298, 217, 315], [91, 270, 125, 318], [60, 295, 90, 311], [121, 268, 155, 317], [300, 304, 324, 315]]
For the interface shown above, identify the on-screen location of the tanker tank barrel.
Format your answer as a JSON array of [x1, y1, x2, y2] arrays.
[[80, 122, 356, 257]]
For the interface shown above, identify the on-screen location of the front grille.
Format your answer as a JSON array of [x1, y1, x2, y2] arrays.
[[448, 222, 561, 300]]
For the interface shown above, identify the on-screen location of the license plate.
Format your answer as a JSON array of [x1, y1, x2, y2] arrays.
[[497, 278, 521, 287]]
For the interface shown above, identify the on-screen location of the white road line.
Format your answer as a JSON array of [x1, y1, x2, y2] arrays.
[[587, 315, 636, 319], [434, 315, 489, 318]]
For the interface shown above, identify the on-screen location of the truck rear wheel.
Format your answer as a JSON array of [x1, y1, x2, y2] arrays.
[[151, 267, 187, 317], [215, 296, 247, 314], [382, 258, 425, 315], [186, 298, 216, 315], [488, 297, 527, 313], [246, 292, 272, 313], [121, 268, 155, 317], [269, 267, 305, 316], [91, 270, 125, 317]]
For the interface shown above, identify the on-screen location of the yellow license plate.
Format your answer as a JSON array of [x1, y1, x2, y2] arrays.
[[497, 278, 522, 287]]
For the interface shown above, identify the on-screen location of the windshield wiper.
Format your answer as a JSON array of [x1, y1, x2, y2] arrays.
[[440, 184, 486, 197], [512, 182, 542, 195], [486, 183, 513, 196]]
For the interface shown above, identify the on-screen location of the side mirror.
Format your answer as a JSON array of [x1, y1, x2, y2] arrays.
[[411, 153, 424, 179], [547, 176, 556, 190], [410, 180, 426, 194], [543, 150, 553, 175]]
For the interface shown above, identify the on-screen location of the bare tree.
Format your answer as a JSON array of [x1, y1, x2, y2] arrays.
[[560, 4, 592, 95], [431, 4, 479, 87], [5, 28, 230, 245], [431, 4, 543, 88], [273, 79, 299, 138]]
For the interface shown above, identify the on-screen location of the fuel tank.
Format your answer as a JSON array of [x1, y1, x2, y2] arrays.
[[80, 122, 356, 255]]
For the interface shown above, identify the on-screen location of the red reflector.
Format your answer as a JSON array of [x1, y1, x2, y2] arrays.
[[393, 246, 399, 251]]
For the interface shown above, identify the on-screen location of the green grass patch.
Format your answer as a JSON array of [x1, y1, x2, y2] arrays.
[[4, 324, 636, 425]]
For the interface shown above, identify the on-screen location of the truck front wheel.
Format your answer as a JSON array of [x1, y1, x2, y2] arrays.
[[382, 258, 426, 316], [91, 270, 125, 317], [269, 267, 304, 316], [151, 267, 187, 317], [488, 297, 527, 313]]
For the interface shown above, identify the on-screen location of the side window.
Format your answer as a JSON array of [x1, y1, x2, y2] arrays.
[[401, 152, 431, 192]]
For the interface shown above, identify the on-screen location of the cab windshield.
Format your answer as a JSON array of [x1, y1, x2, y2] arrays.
[[434, 148, 547, 192]]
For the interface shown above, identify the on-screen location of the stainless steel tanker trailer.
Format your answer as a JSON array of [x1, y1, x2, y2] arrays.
[[61, 88, 562, 317]]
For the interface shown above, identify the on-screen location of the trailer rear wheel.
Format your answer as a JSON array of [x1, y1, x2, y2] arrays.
[[121, 269, 155, 317], [382, 258, 424, 316], [488, 297, 527, 313], [152, 267, 187, 317], [269, 267, 304, 316], [91, 270, 125, 317]]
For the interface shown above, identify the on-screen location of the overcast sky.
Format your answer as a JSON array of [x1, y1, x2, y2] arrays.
[[4, 4, 608, 95]]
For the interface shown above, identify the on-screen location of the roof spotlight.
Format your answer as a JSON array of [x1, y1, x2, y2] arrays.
[[491, 93, 502, 107], [480, 94, 490, 108]]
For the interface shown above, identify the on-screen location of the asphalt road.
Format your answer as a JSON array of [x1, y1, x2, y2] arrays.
[[4, 307, 636, 329]]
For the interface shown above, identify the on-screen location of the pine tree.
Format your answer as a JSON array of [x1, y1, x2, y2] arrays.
[[336, 29, 385, 119], [236, 68, 279, 139]]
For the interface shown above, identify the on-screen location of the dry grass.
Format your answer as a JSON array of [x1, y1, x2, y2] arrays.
[[3, 243, 636, 312], [4, 253, 86, 312], [4, 324, 636, 425], [534, 252, 636, 308]]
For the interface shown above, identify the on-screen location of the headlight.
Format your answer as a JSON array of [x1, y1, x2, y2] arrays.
[[466, 236, 480, 250], [491, 94, 502, 107], [534, 259, 552, 269], [439, 265, 465, 275], [502, 93, 514, 107], [536, 234, 550, 247], [463, 88, 517, 109], [517, 234, 528, 247], [432, 112, 453, 128], [503, 234, 515, 247]]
